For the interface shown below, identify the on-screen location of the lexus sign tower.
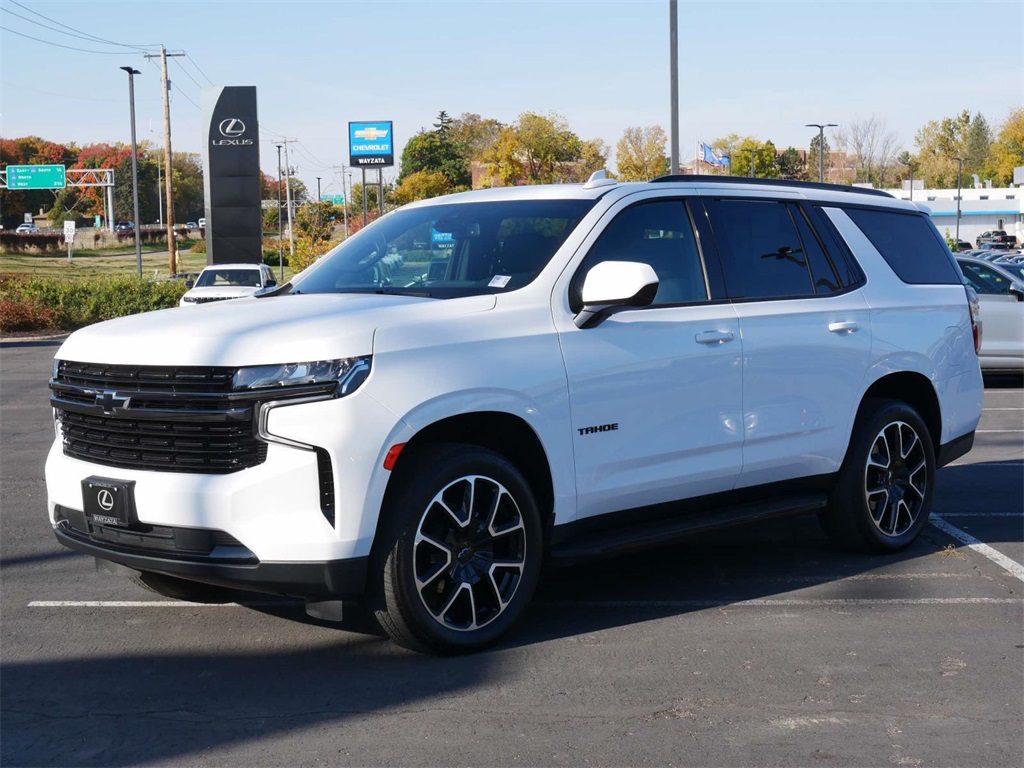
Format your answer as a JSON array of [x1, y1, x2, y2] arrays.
[[201, 86, 262, 264]]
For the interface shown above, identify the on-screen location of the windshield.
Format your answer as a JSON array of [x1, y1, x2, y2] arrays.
[[196, 268, 262, 287], [290, 198, 595, 298], [996, 261, 1024, 281]]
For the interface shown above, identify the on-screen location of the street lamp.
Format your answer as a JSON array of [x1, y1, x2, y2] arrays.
[[748, 147, 757, 178], [120, 66, 142, 276], [805, 122, 837, 183], [955, 156, 964, 244], [275, 144, 284, 283]]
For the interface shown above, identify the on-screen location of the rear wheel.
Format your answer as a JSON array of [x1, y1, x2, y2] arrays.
[[372, 444, 543, 654], [821, 399, 936, 553]]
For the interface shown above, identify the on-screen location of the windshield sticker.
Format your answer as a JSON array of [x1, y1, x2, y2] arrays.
[[488, 275, 511, 288]]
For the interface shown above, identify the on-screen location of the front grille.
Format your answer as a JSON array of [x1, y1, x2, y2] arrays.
[[52, 361, 263, 474], [59, 409, 267, 473], [183, 296, 232, 304]]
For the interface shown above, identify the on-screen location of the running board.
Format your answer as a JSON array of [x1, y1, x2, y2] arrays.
[[548, 495, 828, 562]]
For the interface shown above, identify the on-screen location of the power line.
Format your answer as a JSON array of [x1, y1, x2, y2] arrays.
[[0, 24, 137, 54], [184, 54, 215, 86], [8, 0, 160, 50], [170, 56, 203, 90], [297, 141, 332, 169]]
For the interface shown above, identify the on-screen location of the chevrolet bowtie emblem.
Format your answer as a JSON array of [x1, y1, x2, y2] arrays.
[[354, 127, 389, 141], [94, 390, 132, 414]]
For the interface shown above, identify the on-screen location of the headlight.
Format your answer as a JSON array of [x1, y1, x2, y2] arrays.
[[232, 357, 371, 395]]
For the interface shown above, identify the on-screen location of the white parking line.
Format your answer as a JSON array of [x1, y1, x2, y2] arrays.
[[983, 407, 1024, 411], [27, 600, 283, 608], [937, 511, 1022, 517], [975, 429, 1024, 433], [930, 515, 1024, 583]]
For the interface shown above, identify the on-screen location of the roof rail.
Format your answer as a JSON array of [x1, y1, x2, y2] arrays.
[[650, 174, 894, 199]]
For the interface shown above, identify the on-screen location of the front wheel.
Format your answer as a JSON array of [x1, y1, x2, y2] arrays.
[[371, 444, 543, 654], [821, 399, 936, 553]]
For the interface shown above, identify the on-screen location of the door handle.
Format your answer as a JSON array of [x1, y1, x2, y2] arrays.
[[828, 321, 860, 334], [695, 330, 735, 345]]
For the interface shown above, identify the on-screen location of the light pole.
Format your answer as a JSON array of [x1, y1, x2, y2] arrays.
[[806, 123, 837, 183], [669, 0, 679, 174], [120, 66, 143, 276], [316, 176, 322, 244], [275, 144, 284, 283], [955, 156, 963, 244], [748, 147, 757, 178]]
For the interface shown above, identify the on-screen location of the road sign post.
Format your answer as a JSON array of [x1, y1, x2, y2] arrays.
[[64, 221, 76, 261], [7, 165, 67, 190]]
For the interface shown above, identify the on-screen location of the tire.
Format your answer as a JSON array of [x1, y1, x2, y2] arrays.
[[130, 571, 237, 603], [371, 443, 543, 654], [821, 399, 936, 553]]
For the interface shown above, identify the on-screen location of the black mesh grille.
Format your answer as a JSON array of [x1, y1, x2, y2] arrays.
[[52, 361, 264, 474], [59, 410, 266, 473]]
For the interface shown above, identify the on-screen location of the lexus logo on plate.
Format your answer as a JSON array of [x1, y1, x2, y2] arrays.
[[97, 489, 114, 511], [212, 117, 254, 146], [218, 118, 246, 137]]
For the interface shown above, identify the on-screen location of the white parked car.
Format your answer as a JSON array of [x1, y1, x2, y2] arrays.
[[46, 174, 983, 654], [956, 256, 1024, 373], [179, 263, 277, 306], [15, 223, 40, 234]]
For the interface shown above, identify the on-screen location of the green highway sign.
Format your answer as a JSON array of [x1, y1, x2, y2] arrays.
[[322, 194, 346, 205], [7, 164, 67, 190]]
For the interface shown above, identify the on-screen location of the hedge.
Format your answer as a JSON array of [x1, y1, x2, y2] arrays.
[[0, 274, 188, 333]]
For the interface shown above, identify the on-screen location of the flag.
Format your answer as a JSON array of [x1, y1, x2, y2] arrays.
[[701, 142, 728, 167]]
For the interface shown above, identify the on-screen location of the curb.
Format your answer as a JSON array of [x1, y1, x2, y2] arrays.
[[0, 332, 70, 348]]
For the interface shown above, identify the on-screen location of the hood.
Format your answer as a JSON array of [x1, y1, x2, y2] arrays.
[[56, 292, 496, 367]]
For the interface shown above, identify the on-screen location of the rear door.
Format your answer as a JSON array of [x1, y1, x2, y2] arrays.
[[699, 196, 873, 488]]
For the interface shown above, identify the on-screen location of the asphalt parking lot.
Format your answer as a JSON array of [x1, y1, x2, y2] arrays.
[[1, 341, 1021, 767]]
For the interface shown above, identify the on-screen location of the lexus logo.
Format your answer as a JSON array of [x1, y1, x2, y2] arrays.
[[218, 118, 246, 138], [97, 489, 114, 511]]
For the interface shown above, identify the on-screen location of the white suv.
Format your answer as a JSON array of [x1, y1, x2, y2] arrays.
[[46, 175, 983, 653], [179, 263, 276, 306]]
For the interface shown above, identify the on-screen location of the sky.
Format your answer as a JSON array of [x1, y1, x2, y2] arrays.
[[2, 0, 1023, 195]]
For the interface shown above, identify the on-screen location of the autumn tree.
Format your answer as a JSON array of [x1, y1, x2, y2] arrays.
[[393, 170, 452, 205], [990, 108, 1024, 185], [479, 127, 525, 187], [834, 116, 902, 187], [515, 112, 583, 184], [449, 113, 504, 162], [616, 126, 669, 181]]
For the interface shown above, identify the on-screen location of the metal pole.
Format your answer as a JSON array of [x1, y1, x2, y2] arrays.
[[121, 67, 143, 277], [342, 167, 349, 238], [276, 144, 283, 283], [909, 165, 914, 202], [377, 168, 384, 219], [105, 171, 114, 232], [160, 48, 176, 273], [283, 141, 295, 265], [748, 148, 756, 178], [316, 176, 322, 245], [956, 157, 963, 243], [669, 0, 679, 175], [805, 122, 838, 183], [361, 168, 367, 226]]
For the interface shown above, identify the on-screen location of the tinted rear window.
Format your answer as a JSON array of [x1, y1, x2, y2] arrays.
[[845, 208, 960, 285]]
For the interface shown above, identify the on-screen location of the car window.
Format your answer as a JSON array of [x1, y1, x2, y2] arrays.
[[790, 204, 842, 294], [845, 208, 961, 285], [572, 200, 709, 309], [291, 199, 595, 299], [958, 261, 1014, 295], [702, 199, 814, 300], [196, 269, 261, 287]]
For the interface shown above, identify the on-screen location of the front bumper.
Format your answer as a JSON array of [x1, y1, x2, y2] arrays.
[[53, 507, 367, 599]]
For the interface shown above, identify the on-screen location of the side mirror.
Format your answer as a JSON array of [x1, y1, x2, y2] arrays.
[[185, 280, 194, 288], [266, 278, 277, 287], [1010, 282, 1024, 302], [574, 260, 659, 329]]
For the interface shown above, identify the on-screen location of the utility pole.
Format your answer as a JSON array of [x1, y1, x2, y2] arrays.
[[120, 66, 143, 276], [316, 176, 322, 244], [144, 47, 185, 274], [282, 139, 296, 266], [669, 0, 679, 174], [276, 144, 284, 283]]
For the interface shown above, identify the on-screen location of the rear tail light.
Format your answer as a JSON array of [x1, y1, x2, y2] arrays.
[[965, 286, 982, 355]]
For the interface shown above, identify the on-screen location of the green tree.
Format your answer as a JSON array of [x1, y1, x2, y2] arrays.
[[398, 126, 471, 188], [778, 147, 807, 181], [449, 113, 504, 162], [914, 110, 977, 187], [574, 138, 609, 181], [479, 127, 525, 187], [808, 133, 832, 182], [615, 125, 669, 181]]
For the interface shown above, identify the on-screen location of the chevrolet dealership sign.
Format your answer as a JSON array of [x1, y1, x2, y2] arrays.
[[349, 121, 394, 167]]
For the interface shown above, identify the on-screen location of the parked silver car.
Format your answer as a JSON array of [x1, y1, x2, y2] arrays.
[[957, 256, 1024, 374]]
